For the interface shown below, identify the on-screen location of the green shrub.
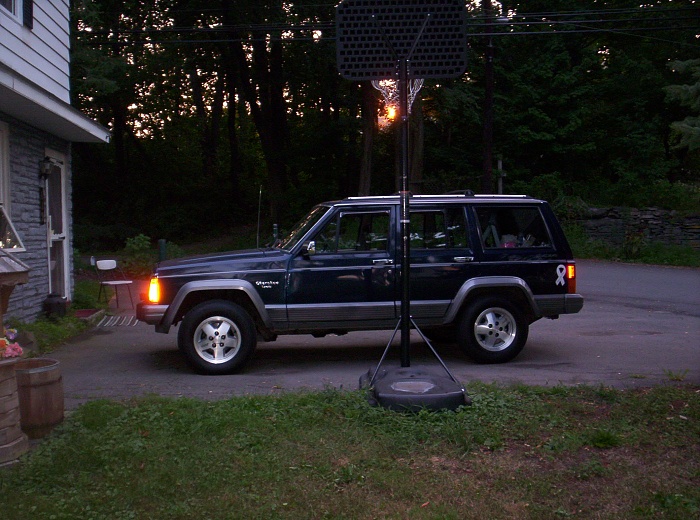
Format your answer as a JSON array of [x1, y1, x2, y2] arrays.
[[121, 234, 156, 277], [563, 223, 700, 266], [164, 241, 186, 259], [119, 235, 188, 277], [8, 316, 90, 355], [71, 279, 107, 310]]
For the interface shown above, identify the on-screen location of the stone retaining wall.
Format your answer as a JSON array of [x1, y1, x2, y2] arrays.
[[576, 207, 700, 250]]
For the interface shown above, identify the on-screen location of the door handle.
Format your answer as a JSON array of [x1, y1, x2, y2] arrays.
[[453, 256, 473, 263], [373, 259, 394, 266]]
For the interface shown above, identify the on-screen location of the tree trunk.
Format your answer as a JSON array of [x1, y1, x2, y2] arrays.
[[226, 82, 241, 199], [358, 82, 377, 196], [410, 97, 424, 194], [230, 32, 289, 222]]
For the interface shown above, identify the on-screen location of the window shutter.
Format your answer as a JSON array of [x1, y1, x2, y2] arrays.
[[23, 0, 33, 29]]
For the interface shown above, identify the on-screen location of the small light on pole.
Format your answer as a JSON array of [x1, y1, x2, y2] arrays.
[[39, 157, 53, 180]]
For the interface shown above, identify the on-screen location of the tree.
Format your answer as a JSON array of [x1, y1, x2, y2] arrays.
[[666, 59, 700, 152], [69, 0, 699, 250]]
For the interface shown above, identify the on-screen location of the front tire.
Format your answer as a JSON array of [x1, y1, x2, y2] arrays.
[[458, 297, 528, 363], [178, 300, 257, 374]]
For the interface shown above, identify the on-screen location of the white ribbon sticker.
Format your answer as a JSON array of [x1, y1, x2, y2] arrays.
[[555, 264, 566, 286]]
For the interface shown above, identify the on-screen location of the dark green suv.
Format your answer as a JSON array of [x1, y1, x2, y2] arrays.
[[137, 194, 583, 374]]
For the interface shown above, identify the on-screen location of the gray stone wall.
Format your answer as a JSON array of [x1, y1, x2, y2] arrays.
[[2, 112, 72, 323], [577, 207, 700, 250]]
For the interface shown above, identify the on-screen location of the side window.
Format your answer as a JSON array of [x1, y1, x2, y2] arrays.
[[475, 206, 552, 249], [313, 211, 390, 253], [314, 217, 338, 253], [410, 208, 468, 250], [446, 207, 468, 248]]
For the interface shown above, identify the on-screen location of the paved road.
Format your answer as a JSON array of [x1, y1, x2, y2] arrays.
[[51, 260, 700, 409]]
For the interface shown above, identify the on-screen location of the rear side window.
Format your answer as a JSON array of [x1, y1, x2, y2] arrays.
[[410, 208, 468, 249], [475, 206, 552, 249]]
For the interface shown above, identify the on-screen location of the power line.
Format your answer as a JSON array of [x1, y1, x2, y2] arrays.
[[77, 6, 698, 47], [83, 23, 699, 47]]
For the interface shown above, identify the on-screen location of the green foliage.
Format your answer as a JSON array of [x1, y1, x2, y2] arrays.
[[121, 234, 156, 277], [663, 369, 689, 382], [8, 316, 90, 355], [584, 429, 622, 449], [164, 241, 186, 260], [510, 172, 567, 202], [71, 279, 108, 310], [124, 233, 151, 258], [1, 385, 698, 518], [666, 59, 700, 152], [562, 223, 700, 267], [69, 0, 699, 248], [119, 234, 187, 277]]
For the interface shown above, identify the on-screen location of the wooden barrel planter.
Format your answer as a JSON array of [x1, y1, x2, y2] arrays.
[[0, 358, 29, 463], [15, 358, 64, 439]]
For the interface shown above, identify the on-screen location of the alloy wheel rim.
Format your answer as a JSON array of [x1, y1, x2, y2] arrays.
[[193, 316, 242, 364], [473, 307, 517, 352]]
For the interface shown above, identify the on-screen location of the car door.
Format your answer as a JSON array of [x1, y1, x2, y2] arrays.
[[407, 205, 477, 325], [286, 206, 397, 328]]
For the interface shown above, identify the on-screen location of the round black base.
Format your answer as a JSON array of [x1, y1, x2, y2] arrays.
[[359, 366, 470, 412]]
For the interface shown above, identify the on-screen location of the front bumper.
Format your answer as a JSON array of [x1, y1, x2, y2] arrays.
[[136, 302, 169, 328]]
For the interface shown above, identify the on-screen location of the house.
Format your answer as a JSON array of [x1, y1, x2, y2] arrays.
[[0, 1, 109, 322]]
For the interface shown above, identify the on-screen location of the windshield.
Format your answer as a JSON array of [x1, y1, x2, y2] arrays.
[[276, 205, 330, 251]]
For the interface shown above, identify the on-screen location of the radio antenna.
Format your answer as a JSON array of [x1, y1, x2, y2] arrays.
[[256, 185, 262, 249]]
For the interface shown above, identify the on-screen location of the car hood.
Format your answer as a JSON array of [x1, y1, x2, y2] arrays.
[[154, 248, 288, 277]]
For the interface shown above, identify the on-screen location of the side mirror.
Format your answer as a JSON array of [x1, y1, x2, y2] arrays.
[[302, 240, 316, 258]]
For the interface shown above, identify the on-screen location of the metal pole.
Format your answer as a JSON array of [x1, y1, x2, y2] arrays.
[[158, 239, 167, 262], [399, 58, 411, 368], [482, 0, 494, 194]]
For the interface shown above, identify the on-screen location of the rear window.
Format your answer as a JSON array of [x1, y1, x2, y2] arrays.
[[475, 206, 553, 249]]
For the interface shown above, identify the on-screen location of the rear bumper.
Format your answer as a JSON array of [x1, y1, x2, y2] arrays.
[[534, 294, 584, 317]]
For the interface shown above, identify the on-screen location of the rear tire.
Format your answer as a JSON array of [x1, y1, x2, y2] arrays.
[[178, 300, 257, 374], [458, 297, 528, 363]]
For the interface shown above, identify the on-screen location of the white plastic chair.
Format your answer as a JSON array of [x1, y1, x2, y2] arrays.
[[95, 259, 134, 308]]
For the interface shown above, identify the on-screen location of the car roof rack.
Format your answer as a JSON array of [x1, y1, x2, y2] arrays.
[[343, 193, 534, 202], [444, 189, 475, 196]]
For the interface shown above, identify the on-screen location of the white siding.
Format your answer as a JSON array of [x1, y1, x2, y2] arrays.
[[0, 0, 70, 102]]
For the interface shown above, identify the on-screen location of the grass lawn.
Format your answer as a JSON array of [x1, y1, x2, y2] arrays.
[[1, 384, 698, 519]]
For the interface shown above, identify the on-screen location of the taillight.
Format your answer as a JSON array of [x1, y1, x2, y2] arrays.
[[148, 277, 160, 303], [566, 263, 576, 294]]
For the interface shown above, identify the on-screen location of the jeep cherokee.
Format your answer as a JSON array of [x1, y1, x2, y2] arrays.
[[137, 194, 583, 374]]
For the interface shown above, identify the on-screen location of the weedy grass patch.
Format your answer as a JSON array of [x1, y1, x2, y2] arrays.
[[1, 384, 698, 519]]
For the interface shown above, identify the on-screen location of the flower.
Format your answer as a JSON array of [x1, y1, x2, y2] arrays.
[[0, 328, 23, 358]]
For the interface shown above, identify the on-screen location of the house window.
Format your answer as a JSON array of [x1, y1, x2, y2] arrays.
[[0, 206, 24, 250], [0, 0, 17, 16], [0, 123, 25, 251], [1, 1, 31, 28], [0, 122, 9, 208]]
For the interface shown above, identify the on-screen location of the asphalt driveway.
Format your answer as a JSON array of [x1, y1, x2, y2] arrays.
[[49, 260, 700, 410]]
